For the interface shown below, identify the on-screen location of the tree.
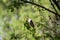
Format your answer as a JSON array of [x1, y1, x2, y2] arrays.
[[0, 0, 60, 40]]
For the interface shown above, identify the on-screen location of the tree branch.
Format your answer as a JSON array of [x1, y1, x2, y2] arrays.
[[21, 0, 60, 17], [49, 0, 58, 14]]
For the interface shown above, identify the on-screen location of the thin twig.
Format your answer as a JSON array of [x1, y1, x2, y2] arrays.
[[49, 0, 58, 14]]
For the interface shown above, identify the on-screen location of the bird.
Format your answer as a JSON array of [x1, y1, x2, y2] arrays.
[[28, 18, 35, 28]]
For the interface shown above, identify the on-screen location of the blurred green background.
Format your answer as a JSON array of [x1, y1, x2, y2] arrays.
[[0, 0, 60, 40]]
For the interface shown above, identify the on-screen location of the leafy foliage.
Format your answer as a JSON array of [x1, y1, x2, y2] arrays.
[[0, 0, 60, 40]]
